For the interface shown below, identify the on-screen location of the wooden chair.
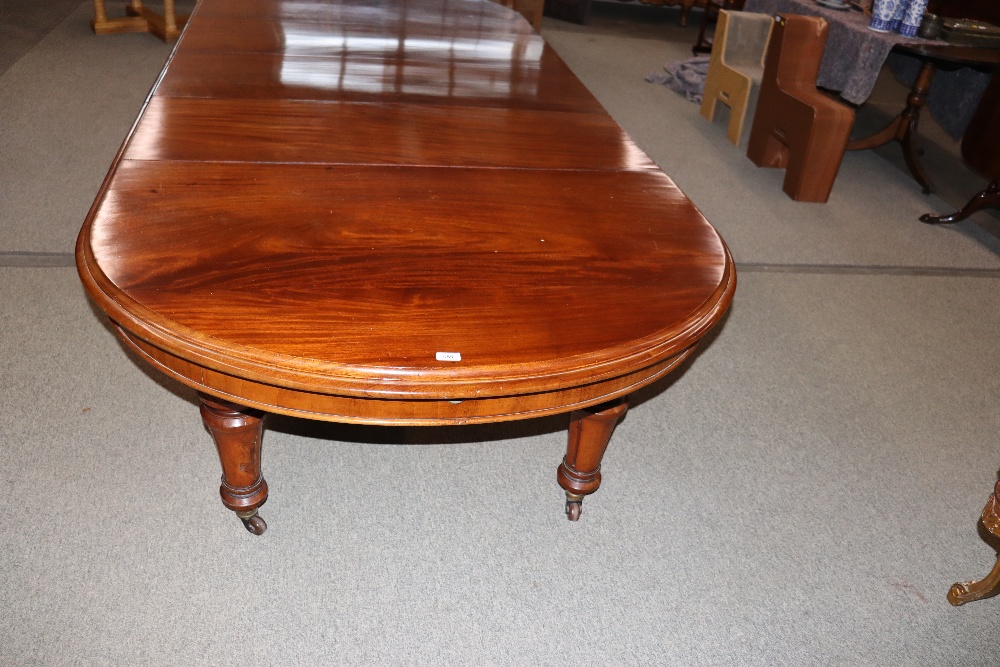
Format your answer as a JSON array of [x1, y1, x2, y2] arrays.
[[699, 9, 773, 146], [745, 14, 854, 203], [693, 0, 747, 55], [921, 70, 1000, 225], [92, 0, 187, 42]]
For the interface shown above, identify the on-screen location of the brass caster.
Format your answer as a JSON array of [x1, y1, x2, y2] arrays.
[[237, 509, 267, 535], [565, 493, 584, 521]]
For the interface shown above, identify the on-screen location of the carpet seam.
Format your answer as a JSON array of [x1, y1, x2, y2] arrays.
[[4, 252, 1000, 276]]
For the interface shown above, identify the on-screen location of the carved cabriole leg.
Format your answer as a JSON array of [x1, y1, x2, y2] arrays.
[[557, 398, 629, 521], [920, 182, 1000, 225], [198, 394, 269, 535], [949, 481, 1000, 606]]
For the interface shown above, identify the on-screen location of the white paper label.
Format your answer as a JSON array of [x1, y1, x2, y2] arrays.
[[435, 352, 462, 362]]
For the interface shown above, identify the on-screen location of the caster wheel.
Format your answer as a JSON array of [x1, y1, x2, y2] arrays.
[[565, 500, 582, 521], [240, 513, 267, 535]]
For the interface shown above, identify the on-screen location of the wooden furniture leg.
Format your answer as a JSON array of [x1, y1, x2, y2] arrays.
[[92, 0, 148, 35], [949, 480, 1000, 605], [92, 0, 188, 41], [693, 1, 717, 53], [557, 398, 628, 520], [158, 0, 178, 39], [847, 59, 936, 194], [920, 181, 1000, 224], [198, 394, 270, 535]]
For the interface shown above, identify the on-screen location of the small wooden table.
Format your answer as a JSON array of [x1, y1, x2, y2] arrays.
[[744, 0, 999, 193], [848, 43, 1000, 194], [77, 0, 735, 534]]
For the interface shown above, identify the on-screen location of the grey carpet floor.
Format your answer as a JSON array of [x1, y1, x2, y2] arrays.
[[2, 2, 999, 665], [0, 0, 84, 75], [0, 0, 190, 255]]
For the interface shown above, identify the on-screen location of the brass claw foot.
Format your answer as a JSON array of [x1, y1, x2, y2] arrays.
[[237, 509, 267, 535], [948, 555, 1000, 605], [565, 492, 584, 521], [949, 488, 1000, 605]]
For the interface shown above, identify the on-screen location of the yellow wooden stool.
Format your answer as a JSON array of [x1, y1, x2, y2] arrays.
[[92, 0, 188, 42]]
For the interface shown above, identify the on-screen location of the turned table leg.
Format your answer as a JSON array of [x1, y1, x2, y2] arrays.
[[162, 0, 178, 36], [847, 59, 937, 194], [557, 398, 628, 521], [198, 394, 269, 535], [949, 480, 1000, 605]]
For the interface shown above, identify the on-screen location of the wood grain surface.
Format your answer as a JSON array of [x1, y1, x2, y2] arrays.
[[78, 0, 735, 425]]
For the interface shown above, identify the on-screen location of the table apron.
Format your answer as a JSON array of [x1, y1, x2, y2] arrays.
[[114, 325, 697, 426]]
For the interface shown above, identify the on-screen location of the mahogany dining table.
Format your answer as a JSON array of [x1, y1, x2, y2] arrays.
[[77, 0, 735, 534]]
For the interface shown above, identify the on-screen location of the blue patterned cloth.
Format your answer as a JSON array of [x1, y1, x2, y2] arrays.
[[645, 57, 712, 104]]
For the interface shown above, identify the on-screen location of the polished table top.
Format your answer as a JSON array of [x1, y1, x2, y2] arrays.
[[78, 0, 734, 429]]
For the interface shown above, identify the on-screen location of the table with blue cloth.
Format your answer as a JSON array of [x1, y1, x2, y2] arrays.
[[743, 0, 996, 191], [744, 0, 919, 103]]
